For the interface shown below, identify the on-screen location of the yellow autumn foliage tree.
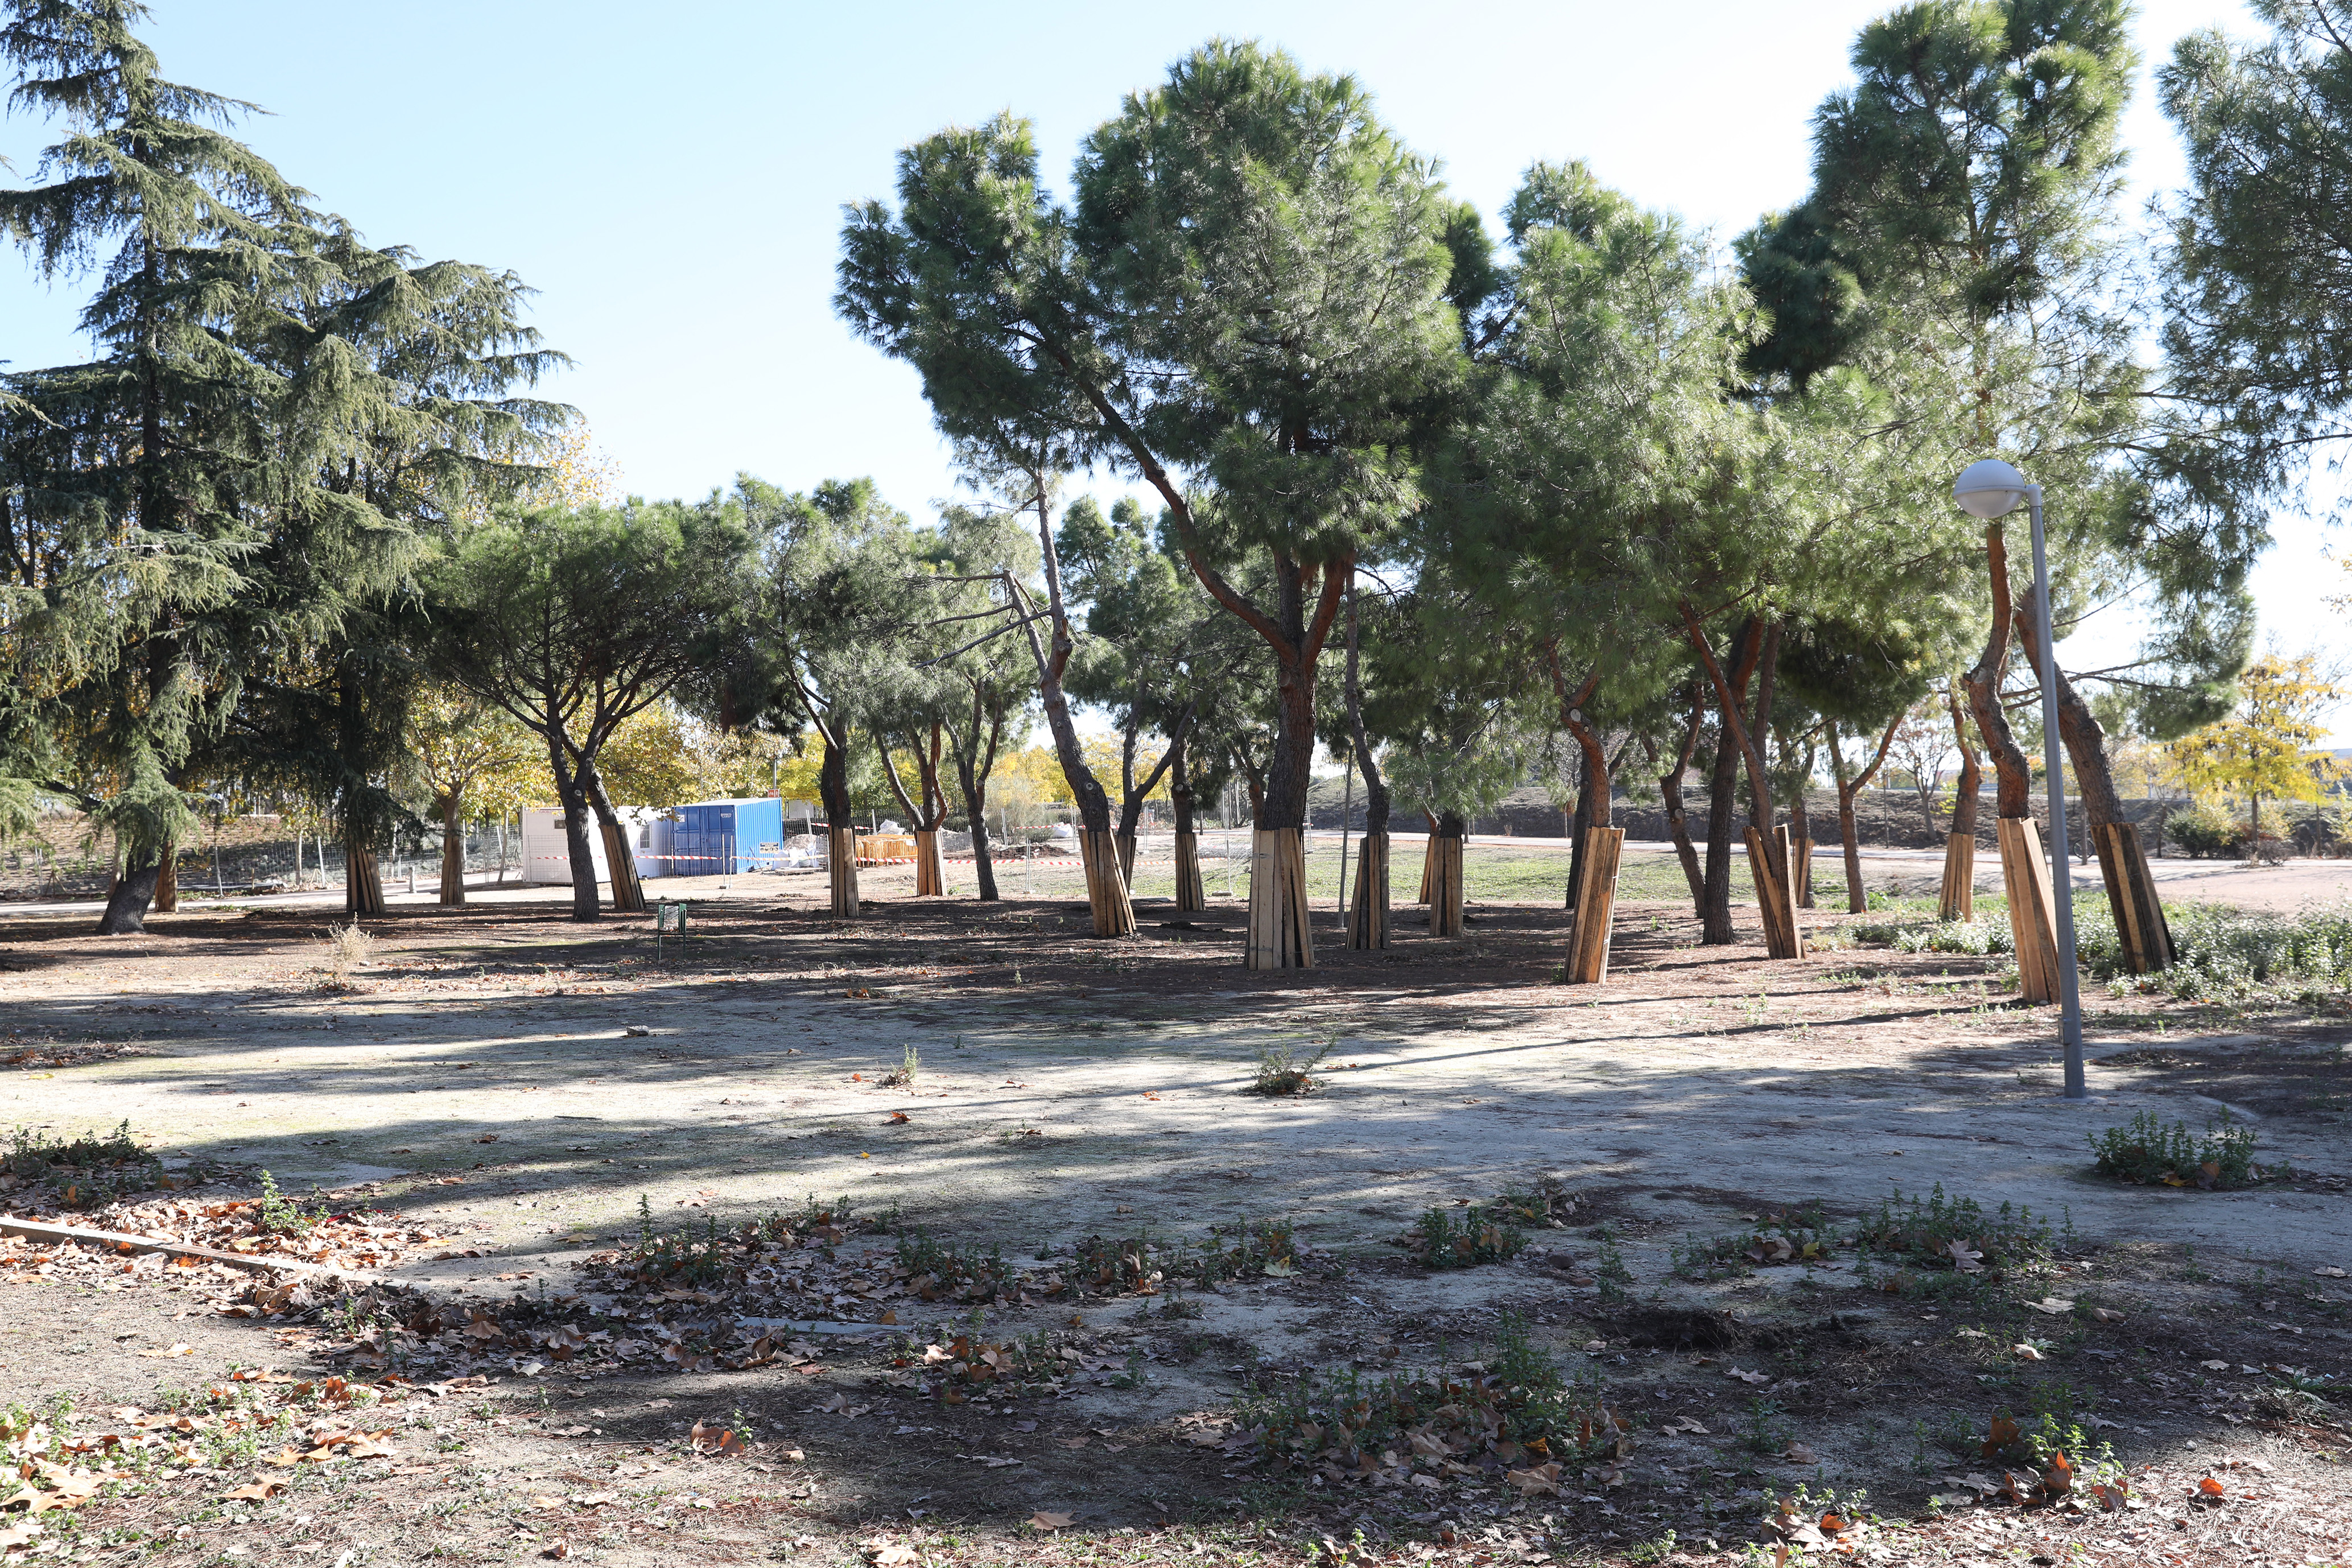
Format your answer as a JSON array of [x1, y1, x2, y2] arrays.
[[2168, 654, 2344, 838]]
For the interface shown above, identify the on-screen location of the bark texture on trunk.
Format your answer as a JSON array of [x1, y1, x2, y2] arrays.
[[154, 844, 178, 913], [1656, 698, 1707, 914], [947, 699, 1004, 903], [1829, 713, 1903, 915], [440, 795, 467, 906], [1966, 524, 2056, 997], [96, 851, 163, 935]]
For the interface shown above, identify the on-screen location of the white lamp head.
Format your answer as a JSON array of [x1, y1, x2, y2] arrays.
[[1953, 458, 2029, 519]]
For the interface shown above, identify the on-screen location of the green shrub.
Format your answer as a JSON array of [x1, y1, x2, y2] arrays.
[[2165, 804, 2243, 859], [2075, 901, 2352, 1003], [2088, 1111, 2272, 1189]]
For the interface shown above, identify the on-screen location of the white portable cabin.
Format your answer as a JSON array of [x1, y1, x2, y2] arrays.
[[518, 806, 671, 885]]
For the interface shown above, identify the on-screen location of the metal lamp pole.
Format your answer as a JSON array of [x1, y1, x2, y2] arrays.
[[1953, 460, 2086, 1100]]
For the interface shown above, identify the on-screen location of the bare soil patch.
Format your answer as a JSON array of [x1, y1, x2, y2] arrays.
[[1, 884, 2347, 1566]]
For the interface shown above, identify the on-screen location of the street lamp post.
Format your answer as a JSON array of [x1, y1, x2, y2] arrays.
[[1953, 459, 2086, 1100]]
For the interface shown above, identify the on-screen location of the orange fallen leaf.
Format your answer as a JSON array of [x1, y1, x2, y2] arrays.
[[885, 1112, 909, 1124]]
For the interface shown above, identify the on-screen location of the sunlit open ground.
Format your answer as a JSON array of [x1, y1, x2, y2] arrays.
[[2, 840, 2347, 1566]]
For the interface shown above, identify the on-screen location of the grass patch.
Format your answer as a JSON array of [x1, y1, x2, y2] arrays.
[[1238, 1314, 1624, 1483], [1849, 1184, 2060, 1289], [3, 1119, 162, 1210]]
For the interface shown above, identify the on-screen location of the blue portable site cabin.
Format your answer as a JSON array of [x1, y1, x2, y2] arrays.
[[671, 798, 787, 876]]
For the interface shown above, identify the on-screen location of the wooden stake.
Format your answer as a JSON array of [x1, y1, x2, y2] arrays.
[[1114, 831, 1137, 885], [345, 841, 386, 918], [1348, 830, 1389, 950], [1790, 836, 1813, 910], [1417, 833, 1435, 904], [1743, 826, 1803, 959], [1938, 831, 1975, 921], [914, 830, 944, 897], [1565, 826, 1623, 983]]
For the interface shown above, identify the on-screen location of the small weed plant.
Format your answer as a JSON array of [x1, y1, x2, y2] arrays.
[[1406, 1203, 1526, 1269], [2089, 1111, 2273, 1189], [1248, 1037, 1330, 1096], [254, 1170, 328, 1235], [317, 921, 375, 990], [1672, 1204, 1836, 1278]]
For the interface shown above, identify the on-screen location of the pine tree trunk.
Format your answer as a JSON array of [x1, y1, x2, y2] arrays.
[[1348, 829, 1389, 950], [1966, 525, 2054, 998], [544, 735, 602, 922], [440, 794, 468, 906], [914, 830, 945, 897], [1658, 700, 1707, 914], [818, 723, 861, 917], [573, 756, 646, 914], [1428, 812, 1467, 937], [154, 843, 178, 913]]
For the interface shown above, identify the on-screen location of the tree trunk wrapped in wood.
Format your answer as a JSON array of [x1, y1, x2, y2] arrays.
[[1417, 812, 1437, 904], [154, 842, 178, 913], [2012, 605, 2171, 972], [1174, 831, 1205, 910], [344, 833, 386, 918], [1566, 826, 1624, 983], [1080, 830, 1139, 937], [1244, 827, 1312, 969], [1427, 813, 1466, 937], [914, 830, 945, 897], [1940, 682, 1980, 921], [439, 799, 467, 906], [597, 819, 647, 913], [1999, 816, 2062, 1001], [1744, 824, 1803, 959], [1965, 524, 2056, 1001], [1115, 831, 1137, 886], [1348, 830, 1388, 950], [827, 824, 861, 917], [1790, 836, 1814, 910], [879, 723, 954, 900]]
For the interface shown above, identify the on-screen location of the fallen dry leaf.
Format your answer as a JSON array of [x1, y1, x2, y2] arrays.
[[2025, 1297, 2075, 1315], [1029, 1511, 1074, 1531], [1784, 1442, 1818, 1464], [885, 1112, 909, 1124], [2201, 1359, 2232, 1371], [2012, 1344, 2046, 1361], [221, 1481, 284, 1502], [2088, 1306, 2126, 1323]]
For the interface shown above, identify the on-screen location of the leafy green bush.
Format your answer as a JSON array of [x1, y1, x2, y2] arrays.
[[2165, 804, 2243, 859], [2075, 901, 2352, 1003], [2088, 1111, 2272, 1189], [1894, 918, 2013, 956]]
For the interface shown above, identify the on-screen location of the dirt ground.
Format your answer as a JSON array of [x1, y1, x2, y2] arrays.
[[2, 863, 2348, 1568]]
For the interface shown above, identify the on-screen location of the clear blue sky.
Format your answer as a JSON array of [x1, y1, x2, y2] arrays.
[[5, 0, 2340, 731]]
